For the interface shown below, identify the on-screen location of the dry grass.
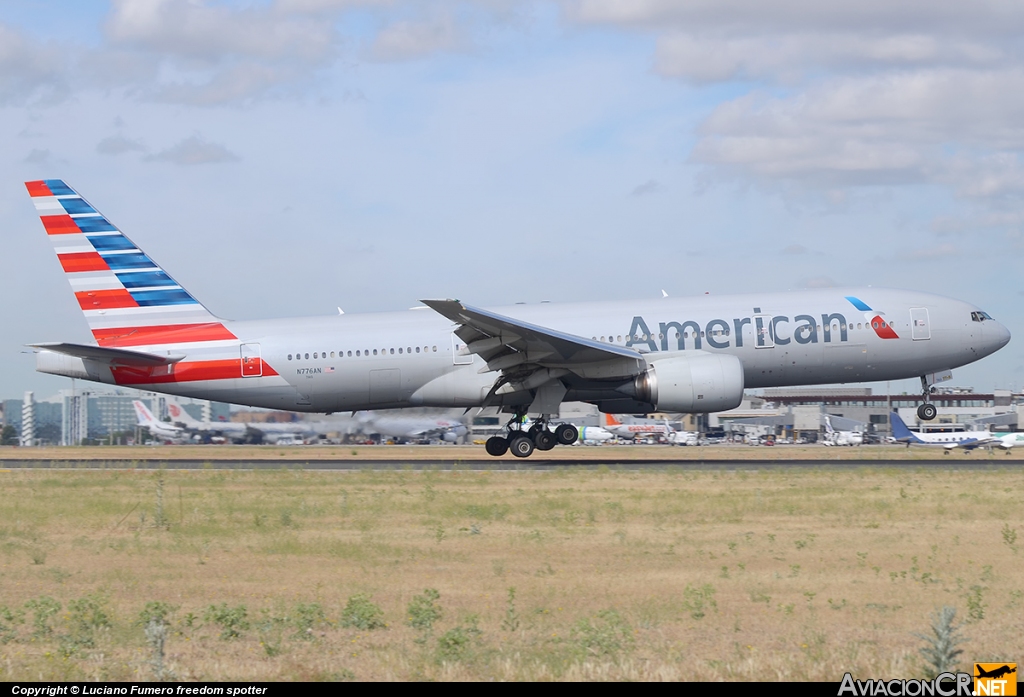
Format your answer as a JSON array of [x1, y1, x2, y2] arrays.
[[0, 466, 1021, 681]]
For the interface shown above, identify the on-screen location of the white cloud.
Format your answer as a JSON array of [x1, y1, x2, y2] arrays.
[[800, 275, 837, 288], [630, 179, 660, 196], [690, 69, 1024, 201], [105, 0, 335, 64], [907, 243, 959, 260], [97, 135, 146, 155], [145, 135, 240, 165], [0, 24, 67, 105], [370, 13, 465, 61], [23, 148, 54, 165], [562, 0, 1024, 238]]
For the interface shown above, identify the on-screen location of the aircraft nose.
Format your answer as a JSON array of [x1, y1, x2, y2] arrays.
[[984, 320, 1011, 353]]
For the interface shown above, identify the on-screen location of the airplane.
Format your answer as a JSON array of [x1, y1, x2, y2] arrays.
[[131, 400, 188, 443], [975, 665, 1016, 680], [889, 412, 1001, 452], [577, 426, 615, 444], [24, 180, 1011, 458], [356, 411, 469, 443], [992, 432, 1024, 451], [165, 400, 315, 444], [822, 415, 864, 446], [668, 430, 700, 446], [602, 413, 674, 440]]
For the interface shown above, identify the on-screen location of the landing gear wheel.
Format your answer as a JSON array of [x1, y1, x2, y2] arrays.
[[917, 403, 937, 421], [554, 423, 579, 445], [485, 436, 509, 457], [534, 430, 556, 451], [527, 424, 543, 439], [510, 436, 535, 458]]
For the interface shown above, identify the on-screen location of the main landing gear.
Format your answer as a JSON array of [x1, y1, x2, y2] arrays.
[[484, 412, 579, 458], [916, 376, 938, 421]]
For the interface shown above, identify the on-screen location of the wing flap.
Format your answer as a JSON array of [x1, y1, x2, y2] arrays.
[[421, 299, 645, 379]]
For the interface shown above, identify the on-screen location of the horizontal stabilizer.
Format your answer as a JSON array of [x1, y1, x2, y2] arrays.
[[30, 342, 184, 367]]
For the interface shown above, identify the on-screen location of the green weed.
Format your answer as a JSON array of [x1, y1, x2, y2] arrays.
[[204, 603, 250, 640], [682, 584, 718, 620], [339, 595, 385, 631], [570, 609, 633, 659], [407, 589, 442, 633]]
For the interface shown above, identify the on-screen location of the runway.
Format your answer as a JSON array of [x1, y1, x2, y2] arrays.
[[1, 457, 1021, 470]]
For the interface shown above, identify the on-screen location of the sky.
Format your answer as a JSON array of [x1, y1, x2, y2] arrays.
[[2, 0, 1023, 400]]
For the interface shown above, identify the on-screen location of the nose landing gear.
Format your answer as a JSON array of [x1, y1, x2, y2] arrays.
[[917, 376, 938, 421]]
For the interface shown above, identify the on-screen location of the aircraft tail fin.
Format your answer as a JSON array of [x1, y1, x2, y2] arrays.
[[132, 400, 158, 426], [25, 180, 236, 350], [823, 415, 835, 434], [889, 412, 922, 443], [605, 413, 622, 426], [166, 401, 202, 426]]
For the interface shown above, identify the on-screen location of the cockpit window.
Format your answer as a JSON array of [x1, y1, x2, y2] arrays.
[[971, 311, 994, 322]]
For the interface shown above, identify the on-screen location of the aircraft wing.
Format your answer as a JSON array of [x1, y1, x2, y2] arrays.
[[420, 300, 645, 379], [30, 342, 185, 367], [956, 436, 1000, 450]]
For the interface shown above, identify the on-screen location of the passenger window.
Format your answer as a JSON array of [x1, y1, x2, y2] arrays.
[[432, 346, 437, 352], [416, 347, 420, 353], [398, 348, 403, 354], [347, 351, 352, 357], [390, 348, 395, 355], [287, 354, 292, 360], [373, 349, 378, 356], [304, 353, 309, 360]]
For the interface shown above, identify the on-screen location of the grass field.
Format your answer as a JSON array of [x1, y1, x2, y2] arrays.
[[0, 464, 1020, 681]]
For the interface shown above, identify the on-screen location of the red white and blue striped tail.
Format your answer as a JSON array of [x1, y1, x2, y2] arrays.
[[26, 179, 236, 349]]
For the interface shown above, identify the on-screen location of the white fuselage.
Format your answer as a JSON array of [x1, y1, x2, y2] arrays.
[[42, 287, 1010, 415]]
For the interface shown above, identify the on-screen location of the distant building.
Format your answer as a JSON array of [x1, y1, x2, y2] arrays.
[[3, 388, 232, 445]]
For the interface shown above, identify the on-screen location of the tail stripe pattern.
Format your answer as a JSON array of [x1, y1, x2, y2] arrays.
[[26, 179, 236, 348]]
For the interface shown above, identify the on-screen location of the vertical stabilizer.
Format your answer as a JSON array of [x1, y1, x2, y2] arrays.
[[26, 180, 235, 349]]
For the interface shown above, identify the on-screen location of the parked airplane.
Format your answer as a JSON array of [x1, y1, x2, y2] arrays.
[[132, 401, 187, 443], [992, 432, 1024, 451], [822, 415, 864, 446], [357, 412, 468, 443], [25, 180, 1011, 457], [577, 426, 615, 444], [889, 412, 1000, 451], [602, 414, 673, 440], [668, 430, 700, 446], [166, 401, 314, 444]]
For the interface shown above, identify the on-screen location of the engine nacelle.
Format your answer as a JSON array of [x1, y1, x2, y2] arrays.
[[633, 352, 744, 413]]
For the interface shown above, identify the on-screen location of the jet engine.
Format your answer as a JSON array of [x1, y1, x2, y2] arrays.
[[632, 352, 744, 413]]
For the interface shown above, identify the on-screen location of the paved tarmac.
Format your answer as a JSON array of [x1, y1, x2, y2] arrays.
[[1, 457, 1021, 470]]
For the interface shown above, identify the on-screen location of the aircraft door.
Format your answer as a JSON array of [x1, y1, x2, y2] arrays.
[[240, 343, 263, 377], [753, 314, 775, 348], [452, 334, 473, 365], [910, 308, 931, 341]]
